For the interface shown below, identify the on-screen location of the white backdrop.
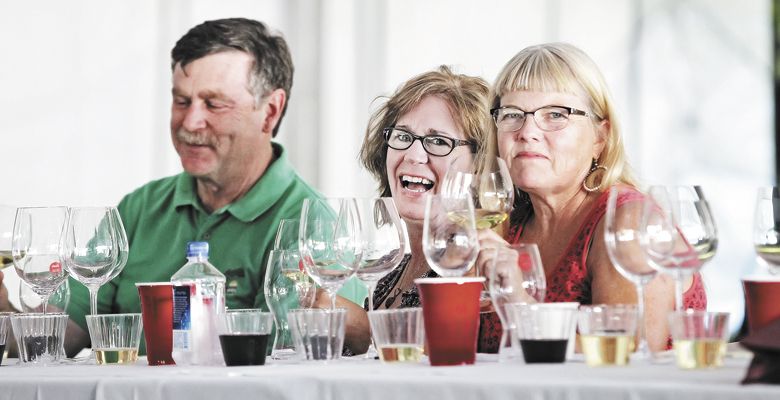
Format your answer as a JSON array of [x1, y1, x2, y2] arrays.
[[0, 0, 772, 333]]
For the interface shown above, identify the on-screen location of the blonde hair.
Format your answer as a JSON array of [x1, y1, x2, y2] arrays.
[[359, 65, 491, 197], [487, 42, 637, 198]]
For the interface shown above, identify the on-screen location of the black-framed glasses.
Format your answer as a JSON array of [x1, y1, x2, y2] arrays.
[[490, 105, 591, 133], [382, 127, 476, 157]]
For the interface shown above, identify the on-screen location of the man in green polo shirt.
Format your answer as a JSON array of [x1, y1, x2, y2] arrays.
[[59, 18, 369, 356]]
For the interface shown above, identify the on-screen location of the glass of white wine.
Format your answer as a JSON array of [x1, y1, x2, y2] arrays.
[[441, 156, 514, 232], [753, 186, 780, 274]]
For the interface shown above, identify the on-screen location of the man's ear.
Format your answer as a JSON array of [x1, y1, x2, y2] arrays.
[[260, 88, 287, 135]]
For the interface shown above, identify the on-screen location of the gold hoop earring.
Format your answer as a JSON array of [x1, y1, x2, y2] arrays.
[[582, 158, 607, 193]]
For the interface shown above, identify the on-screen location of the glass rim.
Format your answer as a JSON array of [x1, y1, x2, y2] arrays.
[[11, 312, 68, 319], [225, 309, 272, 315], [287, 308, 346, 315], [367, 307, 422, 316], [578, 304, 638, 312], [414, 277, 485, 285], [668, 310, 729, 318]]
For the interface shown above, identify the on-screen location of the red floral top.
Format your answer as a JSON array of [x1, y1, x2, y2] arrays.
[[477, 187, 708, 353]]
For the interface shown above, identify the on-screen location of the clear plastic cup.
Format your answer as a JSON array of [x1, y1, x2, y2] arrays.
[[367, 308, 425, 363], [578, 304, 637, 367], [217, 309, 274, 366], [508, 303, 577, 364], [10, 313, 68, 366], [668, 311, 729, 369], [86, 313, 143, 365], [287, 308, 346, 361]]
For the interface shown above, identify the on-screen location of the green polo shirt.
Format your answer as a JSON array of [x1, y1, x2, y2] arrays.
[[66, 143, 367, 352]]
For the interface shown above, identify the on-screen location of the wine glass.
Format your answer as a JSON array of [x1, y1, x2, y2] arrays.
[[354, 198, 406, 312], [441, 156, 514, 232], [422, 193, 479, 277], [604, 186, 657, 359], [299, 198, 363, 310], [487, 242, 545, 362], [12, 206, 70, 314], [60, 206, 121, 315], [0, 205, 16, 270], [641, 185, 717, 310], [263, 249, 316, 360], [753, 187, 780, 274]]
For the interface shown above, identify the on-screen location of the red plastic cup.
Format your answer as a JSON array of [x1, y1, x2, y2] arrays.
[[415, 277, 484, 366], [742, 276, 780, 333], [136, 282, 175, 365]]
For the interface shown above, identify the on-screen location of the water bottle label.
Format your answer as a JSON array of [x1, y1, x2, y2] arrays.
[[172, 284, 192, 350]]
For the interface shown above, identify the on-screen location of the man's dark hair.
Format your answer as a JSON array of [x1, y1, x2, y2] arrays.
[[171, 18, 294, 137]]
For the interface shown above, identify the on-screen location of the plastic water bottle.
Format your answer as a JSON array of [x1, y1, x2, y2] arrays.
[[171, 241, 226, 366]]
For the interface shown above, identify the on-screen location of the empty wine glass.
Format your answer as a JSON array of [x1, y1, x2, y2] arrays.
[[604, 186, 657, 359], [641, 185, 717, 310], [0, 205, 16, 270], [299, 198, 363, 310], [12, 206, 70, 314], [753, 187, 780, 274], [354, 198, 406, 312], [264, 249, 316, 360], [488, 242, 545, 362], [422, 193, 479, 277], [60, 206, 122, 315]]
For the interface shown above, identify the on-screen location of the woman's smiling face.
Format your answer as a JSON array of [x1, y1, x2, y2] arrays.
[[385, 95, 473, 224]]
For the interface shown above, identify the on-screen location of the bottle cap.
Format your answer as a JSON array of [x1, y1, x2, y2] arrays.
[[186, 241, 209, 258]]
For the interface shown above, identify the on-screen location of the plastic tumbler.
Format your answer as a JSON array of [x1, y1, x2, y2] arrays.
[[415, 277, 484, 366], [136, 282, 175, 365]]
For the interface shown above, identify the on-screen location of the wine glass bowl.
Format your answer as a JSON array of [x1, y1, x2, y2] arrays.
[[60, 206, 124, 315], [641, 185, 717, 310], [422, 194, 479, 278], [753, 187, 780, 274], [12, 206, 70, 314], [441, 157, 514, 231], [354, 198, 406, 311], [299, 198, 362, 310]]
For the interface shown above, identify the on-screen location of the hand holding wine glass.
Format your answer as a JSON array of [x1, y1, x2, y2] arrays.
[[12, 206, 70, 314]]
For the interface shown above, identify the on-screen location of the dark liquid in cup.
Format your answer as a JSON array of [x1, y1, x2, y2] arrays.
[[307, 335, 331, 360], [23, 335, 60, 361], [219, 334, 270, 366], [0, 344, 5, 365], [520, 339, 568, 363]]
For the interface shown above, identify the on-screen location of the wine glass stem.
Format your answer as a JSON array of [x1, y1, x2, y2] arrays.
[[40, 294, 50, 315], [88, 286, 99, 315], [634, 283, 650, 358], [366, 282, 377, 312], [329, 290, 337, 311], [674, 274, 684, 311]]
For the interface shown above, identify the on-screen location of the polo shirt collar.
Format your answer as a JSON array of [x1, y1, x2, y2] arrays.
[[171, 142, 296, 223]]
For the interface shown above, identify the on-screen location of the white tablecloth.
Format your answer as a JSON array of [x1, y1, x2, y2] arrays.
[[0, 354, 777, 400]]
